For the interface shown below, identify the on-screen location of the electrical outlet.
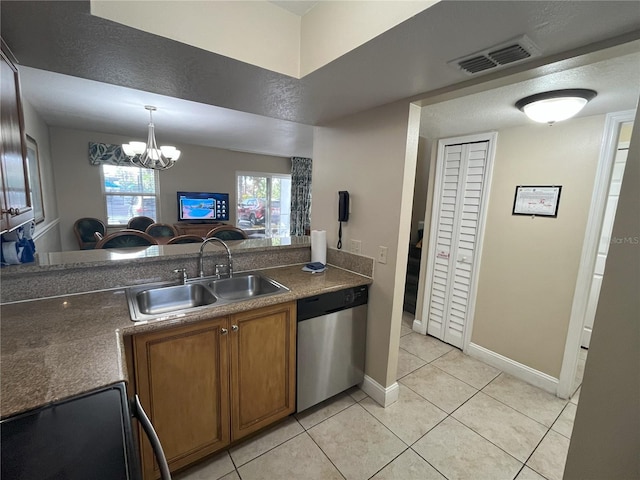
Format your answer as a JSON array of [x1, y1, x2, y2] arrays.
[[378, 246, 388, 264], [350, 239, 361, 254]]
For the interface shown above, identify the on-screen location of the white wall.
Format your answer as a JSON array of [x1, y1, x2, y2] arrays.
[[49, 127, 290, 251], [312, 100, 420, 388], [563, 110, 639, 479], [22, 100, 62, 254]]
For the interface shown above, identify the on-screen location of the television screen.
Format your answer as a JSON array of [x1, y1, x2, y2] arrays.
[[177, 191, 230, 222]]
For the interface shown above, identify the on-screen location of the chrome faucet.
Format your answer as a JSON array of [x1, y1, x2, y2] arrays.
[[199, 237, 233, 278]]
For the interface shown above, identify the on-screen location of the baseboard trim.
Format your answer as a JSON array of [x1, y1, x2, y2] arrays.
[[466, 343, 559, 395], [360, 375, 399, 407], [33, 218, 60, 240], [412, 318, 427, 335]]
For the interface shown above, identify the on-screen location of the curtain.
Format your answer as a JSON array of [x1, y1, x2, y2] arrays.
[[88, 142, 136, 166], [290, 157, 312, 236]]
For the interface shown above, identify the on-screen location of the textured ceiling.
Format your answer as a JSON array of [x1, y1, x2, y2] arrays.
[[2, 1, 640, 156], [420, 52, 640, 139]]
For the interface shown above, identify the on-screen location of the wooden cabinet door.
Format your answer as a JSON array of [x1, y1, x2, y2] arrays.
[[230, 302, 296, 441], [133, 317, 230, 480], [0, 45, 33, 233]]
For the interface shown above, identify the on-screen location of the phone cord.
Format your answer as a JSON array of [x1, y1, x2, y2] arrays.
[[337, 221, 343, 249]]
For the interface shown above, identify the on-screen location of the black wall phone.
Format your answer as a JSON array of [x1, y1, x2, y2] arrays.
[[338, 191, 349, 222], [337, 191, 349, 249]]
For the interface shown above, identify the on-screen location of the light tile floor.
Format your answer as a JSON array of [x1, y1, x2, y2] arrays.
[[176, 312, 579, 480]]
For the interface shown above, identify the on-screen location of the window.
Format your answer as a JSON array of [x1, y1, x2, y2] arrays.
[[101, 165, 158, 226], [237, 172, 291, 236]]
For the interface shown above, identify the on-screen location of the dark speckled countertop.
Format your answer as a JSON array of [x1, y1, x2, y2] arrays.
[[0, 264, 371, 418]]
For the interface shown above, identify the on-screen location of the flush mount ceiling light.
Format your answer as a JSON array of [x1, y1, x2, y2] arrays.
[[122, 105, 181, 170], [515, 89, 597, 125]]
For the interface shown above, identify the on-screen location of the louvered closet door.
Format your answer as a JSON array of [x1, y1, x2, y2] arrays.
[[427, 141, 490, 348]]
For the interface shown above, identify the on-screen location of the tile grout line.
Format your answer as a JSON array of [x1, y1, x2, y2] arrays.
[[230, 423, 307, 470], [479, 374, 568, 429], [295, 393, 356, 431], [303, 417, 349, 480], [408, 443, 456, 480]]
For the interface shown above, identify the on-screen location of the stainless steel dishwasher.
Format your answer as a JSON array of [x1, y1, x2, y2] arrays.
[[296, 285, 368, 412]]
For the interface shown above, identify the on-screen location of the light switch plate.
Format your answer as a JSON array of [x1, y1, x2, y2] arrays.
[[350, 239, 361, 254], [378, 246, 388, 264]]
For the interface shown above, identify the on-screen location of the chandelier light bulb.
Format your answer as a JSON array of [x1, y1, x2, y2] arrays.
[[121, 106, 180, 170]]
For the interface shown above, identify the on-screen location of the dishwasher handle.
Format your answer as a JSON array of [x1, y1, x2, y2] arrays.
[[132, 395, 172, 480]]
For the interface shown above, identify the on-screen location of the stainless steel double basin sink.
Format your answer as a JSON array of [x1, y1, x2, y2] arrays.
[[126, 273, 289, 322]]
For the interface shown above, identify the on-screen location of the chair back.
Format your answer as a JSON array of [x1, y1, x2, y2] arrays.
[[95, 230, 159, 249], [145, 223, 178, 238], [205, 225, 248, 240], [166, 234, 204, 245], [73, 217, 107, 250], [127, 216, 155, 232]]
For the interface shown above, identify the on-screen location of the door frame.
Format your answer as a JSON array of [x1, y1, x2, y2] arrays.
[[416, 131, 497, 352], [558, 110, 635, 398]]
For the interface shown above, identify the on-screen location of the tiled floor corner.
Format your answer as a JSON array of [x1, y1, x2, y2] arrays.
[[175, 316, 579, 480]]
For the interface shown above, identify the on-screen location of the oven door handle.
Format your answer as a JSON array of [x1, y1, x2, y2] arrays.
[[132, 395, 172, 480]]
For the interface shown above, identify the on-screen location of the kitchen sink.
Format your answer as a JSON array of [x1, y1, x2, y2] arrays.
[[126, 273, 288, 322], [208, 274, 284, 301], [135, 283, 217, 315]]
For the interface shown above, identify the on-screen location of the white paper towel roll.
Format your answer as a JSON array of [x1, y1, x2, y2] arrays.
[[311, 230, 327, 265]]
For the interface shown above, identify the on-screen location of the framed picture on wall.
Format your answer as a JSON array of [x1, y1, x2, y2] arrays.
[[512, 185, 562, 217], [26, 134, 45, 223]]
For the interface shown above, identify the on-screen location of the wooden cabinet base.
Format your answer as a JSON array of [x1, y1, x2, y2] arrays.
[[133, 317, 230, 480], [131, 301, 296, 479], [230, 302, 296, 441]]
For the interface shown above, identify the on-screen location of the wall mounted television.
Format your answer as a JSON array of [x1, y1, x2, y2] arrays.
[[177, 191, 230, 223]]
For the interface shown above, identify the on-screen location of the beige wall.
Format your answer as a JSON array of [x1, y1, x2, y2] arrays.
[[564, 112, 639, 478], [50, 127, 290, 252], [410, 137, 431, 243], [22, 100, 62, 254], [300, 1, 437, 76], [471, 115, 606, 378], [92, 0, 437, 78], [312, 101, 420, 388], [91, 0, 302, 77]]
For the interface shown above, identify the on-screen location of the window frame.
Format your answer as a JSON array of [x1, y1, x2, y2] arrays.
[[236, 171, 291, 235], [100, 164, 160, 227]]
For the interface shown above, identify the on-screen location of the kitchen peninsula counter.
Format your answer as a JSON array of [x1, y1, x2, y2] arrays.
[[0, 264, 372, 419]]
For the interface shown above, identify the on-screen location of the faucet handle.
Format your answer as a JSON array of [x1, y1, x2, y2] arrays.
[[215, 264, 230, 278], [173, 268, 188, 284]]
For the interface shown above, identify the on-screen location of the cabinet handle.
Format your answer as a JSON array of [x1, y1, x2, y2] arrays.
[[220, 328, 228, 335], [231, 325, 239, 332], [2, 207, 21, 216]]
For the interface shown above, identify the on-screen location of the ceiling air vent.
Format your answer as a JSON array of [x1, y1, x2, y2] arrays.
[[449, 35, 541, 75]]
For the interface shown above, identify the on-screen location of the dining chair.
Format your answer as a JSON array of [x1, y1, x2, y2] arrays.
[[166, 234, 204, 245], [127, 216, 155, 232], [145, 223, 178, 239], [73, 217, 107, 249], [95, 230, 159, 249], [205, 225, 248, 240]]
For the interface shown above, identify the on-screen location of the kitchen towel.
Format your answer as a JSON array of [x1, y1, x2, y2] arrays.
[[310, 230, 327, 265]]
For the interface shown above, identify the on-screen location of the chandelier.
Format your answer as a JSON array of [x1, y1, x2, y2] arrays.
[[122, 105, 181, 170], [515, 89, 597, 125]]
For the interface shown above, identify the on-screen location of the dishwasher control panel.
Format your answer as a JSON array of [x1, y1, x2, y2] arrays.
[[297, 285, 369, 321]]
